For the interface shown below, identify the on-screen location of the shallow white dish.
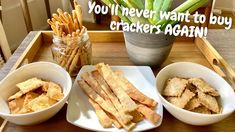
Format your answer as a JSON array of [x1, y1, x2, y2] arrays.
[[156, 62, 235, 126], [0, 62, 72, 125], [66, 65, 163, 131]]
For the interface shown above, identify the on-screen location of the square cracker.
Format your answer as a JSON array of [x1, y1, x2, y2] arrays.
[[16, 78, 45, 94], [185, 97, 201, 110], [163, 77, 188, 97], [46, 82, 64, 101], [191, 106, 211, 114], [189, 78, 219, 96], [27, 94, 57, 112], [8, 91, 24, 101], [23, 92, 40, 106], [8, 95, 30, 114], [197, 90, 220, 113], [166, 89, 195, 108]]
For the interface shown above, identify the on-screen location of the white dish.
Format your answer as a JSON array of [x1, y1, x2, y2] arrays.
[[0, 62, 72, 125], [156, 62, 235, 126], [66, 66, 163, 131]]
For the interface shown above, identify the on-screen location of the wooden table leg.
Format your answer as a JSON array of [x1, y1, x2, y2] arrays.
[[19, 0, 33, 32]]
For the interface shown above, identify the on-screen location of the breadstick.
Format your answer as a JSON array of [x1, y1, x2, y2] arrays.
[[65, 47, 79, 70], [47, 19, 54, 26], [57, 8, 68, 23], [68, 50, 80, 75], [52, 13, 63, 23], [75, 5, 83, 29]]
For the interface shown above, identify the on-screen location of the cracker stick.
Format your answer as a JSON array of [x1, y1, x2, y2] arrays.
[[64, 46, 79, 69], [96, 63, 138, 112], [91, 70, 133, 122], [81, 72, 110, 101], [88, 98, 113, 128], [106, 113, 122, 129], [91, 70, 125, 111], [51, 25, 58, 36], [79, 26, 85, 36], [52, 13, 63, 23], [75, 4, 83, 29], [115, 71, 157, 108], [137, 104, 161, 124], [78, 80, 133, 126], [68, 51, 80, 74], [47, 19, 54, 26], [57, 8, 68, 23]]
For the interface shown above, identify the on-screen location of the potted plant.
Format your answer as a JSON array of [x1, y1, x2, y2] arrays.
[[101, 0, 209, 66]]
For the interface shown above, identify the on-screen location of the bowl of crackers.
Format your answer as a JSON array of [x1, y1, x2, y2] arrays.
[[0, 62, 72, 125], [156, 62, 235, 125]]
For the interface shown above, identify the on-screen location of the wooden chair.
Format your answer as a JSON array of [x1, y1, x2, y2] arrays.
[[0, 3, 12, 67]]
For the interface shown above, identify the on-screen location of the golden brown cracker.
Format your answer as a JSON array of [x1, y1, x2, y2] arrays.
[[8, 95, 26, 114], [137, 104, 161, 125], [129, 110, 144, 123], [197, 90, 220, 113], [189, 78, 219, 96], [115, 71, 157, 108], [8, 91, 24, 101], [78, 80, 133, 125], [27, 94, 57, 112], [46, 82, 64, 101], [185, 97, 201, 110], [166, 89, 195, 108], [96, 63, 137, 112], [23, 92, 40, 106], [88, 98, 113, 128], [16, 78, 45, 94], [163, 77, 188, 97], [191, 106, 212, 114]]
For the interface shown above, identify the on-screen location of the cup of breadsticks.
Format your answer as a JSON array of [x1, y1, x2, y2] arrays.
[[47, 1, 92, 76]]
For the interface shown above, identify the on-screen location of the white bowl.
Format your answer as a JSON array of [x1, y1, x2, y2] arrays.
[[156, 62, 235, 125], [0, 62, 72, 125]]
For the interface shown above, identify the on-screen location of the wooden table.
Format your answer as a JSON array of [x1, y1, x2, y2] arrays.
[[0, 31, 235, 132]]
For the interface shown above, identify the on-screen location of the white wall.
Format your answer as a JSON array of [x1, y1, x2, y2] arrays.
[[2, 0, 70, 51]]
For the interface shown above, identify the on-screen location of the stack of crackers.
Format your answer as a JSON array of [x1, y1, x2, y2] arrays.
[[47, 1, 91, 75], [8, 78, 64, 114], [78, 63, 161, 131], [163, 77, 221, 114]]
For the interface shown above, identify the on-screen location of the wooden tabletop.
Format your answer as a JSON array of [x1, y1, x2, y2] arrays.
[[0, 31, 235, 132]]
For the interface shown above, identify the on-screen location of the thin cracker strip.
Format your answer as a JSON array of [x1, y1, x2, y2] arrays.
[[16, 78, 45, 94], [91, 70, 133, 121], [81, 72, 110, 101], [115, 71, 157, 108], [197, 90, 220, 113], [96, 63, 137, 112], [163, 77, 188, 97], [77, 80, 132, 125], [166, 89, 195, 108], [88, 98, 112, 128], [137, 104, 161, 124], [189, 78, 219, 96], [107, 113, 123, 129]]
